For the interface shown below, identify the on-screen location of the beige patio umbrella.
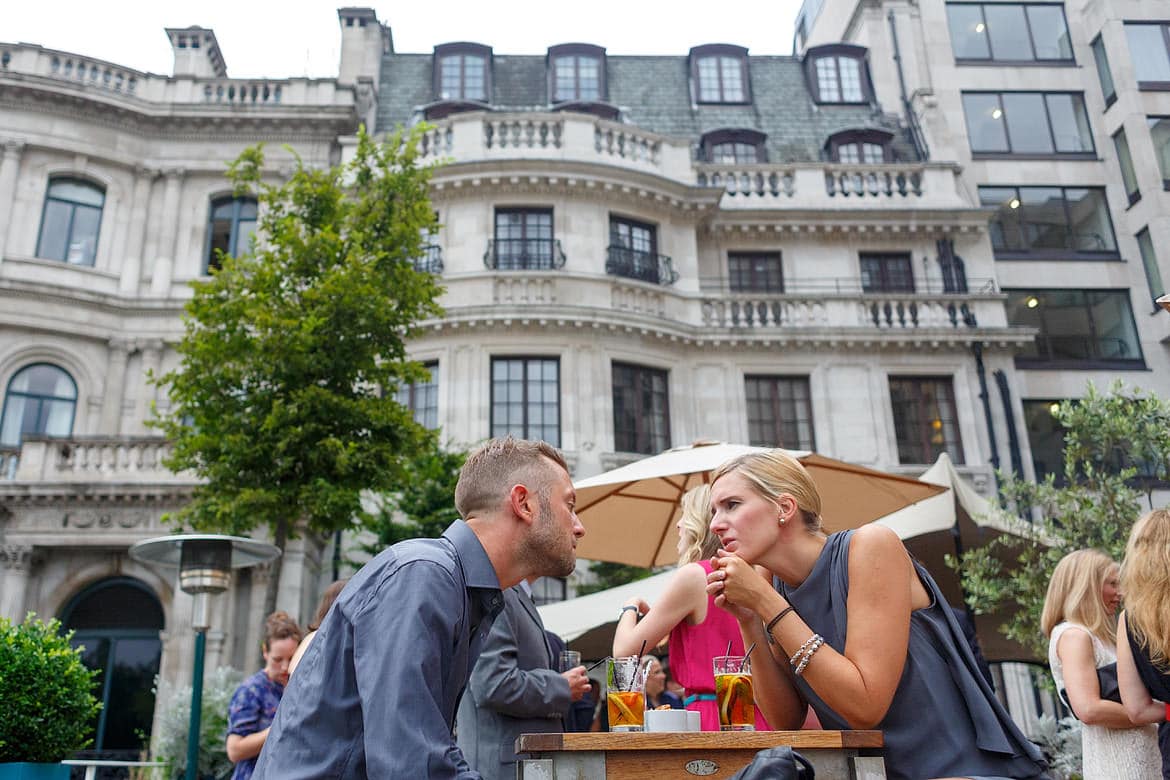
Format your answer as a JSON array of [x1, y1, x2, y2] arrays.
[[573, 441, 947, 568]]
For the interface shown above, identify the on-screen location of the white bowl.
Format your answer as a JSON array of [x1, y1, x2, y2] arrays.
[[644, 709, 690, 732]]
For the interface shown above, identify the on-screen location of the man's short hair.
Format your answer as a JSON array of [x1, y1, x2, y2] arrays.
[[454, 437, 569, 519]]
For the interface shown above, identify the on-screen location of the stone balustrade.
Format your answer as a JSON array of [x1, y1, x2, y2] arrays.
[[0, 43, 353, 107], [8, 437, 191, 483]]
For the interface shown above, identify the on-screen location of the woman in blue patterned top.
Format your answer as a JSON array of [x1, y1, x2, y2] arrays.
[[227, 611, 303, 780]]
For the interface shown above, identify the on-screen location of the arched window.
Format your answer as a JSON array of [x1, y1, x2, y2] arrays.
[[0, 363, 77, 447], [700, 129, 768, 164], [36, 177, 105, 266], [60, 577, 165, 759], [206, 195, 258, 272], [825, 128, 894, 163], [689, 44, 751, 104], [805, 44, 873, 104]]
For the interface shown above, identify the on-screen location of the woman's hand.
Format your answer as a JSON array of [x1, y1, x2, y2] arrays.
[[707, 550, 771, 621]]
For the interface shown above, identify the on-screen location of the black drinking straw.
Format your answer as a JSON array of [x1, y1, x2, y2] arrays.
[[586, 657, 608, 673], [740, 642, 757, 672], [725, 640, 733, 658], [633, 640, 647, 691]]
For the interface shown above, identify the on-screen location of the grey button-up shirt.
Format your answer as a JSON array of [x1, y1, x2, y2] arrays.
[[253, 520, 504, 779]]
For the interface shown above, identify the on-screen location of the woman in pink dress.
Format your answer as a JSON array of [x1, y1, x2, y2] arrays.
[[613, 484, 770, 731]]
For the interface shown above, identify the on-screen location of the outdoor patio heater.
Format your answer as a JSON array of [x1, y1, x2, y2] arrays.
[[130, 534, 280, 780]]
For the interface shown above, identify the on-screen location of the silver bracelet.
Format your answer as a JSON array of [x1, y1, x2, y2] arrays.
[[789, 633, 821, 667], [794, 636, 825, 676]]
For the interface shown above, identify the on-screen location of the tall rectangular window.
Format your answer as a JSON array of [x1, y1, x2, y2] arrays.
[[491, 358, 560, 446], [1091, 35, 1117, 106], [946, 3, 1073, 63], [1005, 289, 1143, 367], [1151, 118, 1170, 190], [1113, 129, 1141, 205], [395, 362, 439, 430], [889, 377, 964, 464], [1137, 228, 1165, 306], [728, 253, 783, 293], [1023, 399, 1066, 482], [438, 53, 487, 101], [552, 55, 601, 102], [1125, 23, 1170, 89], [694, 55, 747, 103], [36, 178, 105, 267], [612, 362, 670, 455], [745, 376, 815, 449], [860, 253, 914, 292], [962, 92, 1094, 156], [607, 216, 660, 283], [979, 186, 1118, 257], [492, 209, 555, 270], [206, 196, 258, 273]]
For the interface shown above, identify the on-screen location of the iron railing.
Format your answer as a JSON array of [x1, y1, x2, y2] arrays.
[[605, 245, 679, 286], [413, 244, 443, 274], [484, 238, 566, 270]]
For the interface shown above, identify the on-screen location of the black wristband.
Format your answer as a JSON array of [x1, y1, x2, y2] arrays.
[[620, 605, 640, 620], [765, 606, 795, 638]]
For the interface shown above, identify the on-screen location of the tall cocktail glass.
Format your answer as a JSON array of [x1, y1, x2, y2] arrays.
[[713, 655, 755, 731], [606, 655, 645, 732]]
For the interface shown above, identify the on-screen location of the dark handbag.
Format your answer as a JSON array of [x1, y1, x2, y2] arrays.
[[1059, 662, 1120, 720], [729, 746, 815, 780]]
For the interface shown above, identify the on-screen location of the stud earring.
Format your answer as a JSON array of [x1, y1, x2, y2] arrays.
[[778, 517, 786, 525]]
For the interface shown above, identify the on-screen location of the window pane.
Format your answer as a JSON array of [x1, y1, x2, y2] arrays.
[[720, 57, 744, 101], [889, 377, 963, 464], [1150, 118, 1170, 186], [14, 364, 76, 397], [1025, 5, 1072, 60], [697, 57, 721, 101], [838, 57, 863, 101], [36, 200, 71, 261], [1018, 187, 1068, 249], [1126, 24, 1170, 84], [1064, 188, 1116, 252], [102, 638, 162, 749], [729, 253, 783, 292], [980, 186, 1023, 250], [1045, 94, 1092, 153], [66, 205, 101, 266], [1007, 289, 1141, 364], [1002, 93, 1053, 154], [962, 93, 1009, 152], [439, 56, 462, 98], [490, 358, 558, 445], [463, 56, 485, 100], [1091, 36, 1117, 102], [1137, 228, 1165, 302], [578, 58, 600, 101], [862, 143, 884, 163], [745, 376, 814, 449], [1023, 400, 1066, 481], [0, 396, 29, 446], [1114, 130, 1140, 202], [816, 58, 840, 102], [47, 179, 105, 207], [947, 5, 991, 59], [612, 363, 670, 454], [984, 4, 1031, 60], [1088, 290, 1139, 359]]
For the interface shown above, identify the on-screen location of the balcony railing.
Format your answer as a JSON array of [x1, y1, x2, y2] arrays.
[[484, 238, 567, 271], [605, 246, 679, 286], [2, 437, 188, 482], [413, 244, 443, 274]]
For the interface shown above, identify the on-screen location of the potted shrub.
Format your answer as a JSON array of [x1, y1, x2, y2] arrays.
[[152, 666, 243, 779], [0, 613, 101, 779]]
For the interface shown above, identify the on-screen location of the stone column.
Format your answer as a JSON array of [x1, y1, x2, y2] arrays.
[[99, 339, 132, 434], [0, 140, 27, 263], [120, 167, 158, 295], [0, 545, 35, 620], [134, 340, 164, 433], [149, 169, 185, 296]]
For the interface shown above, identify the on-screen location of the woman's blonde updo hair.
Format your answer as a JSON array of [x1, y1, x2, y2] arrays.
[[710, 449, 823, 533], [677, 483, 720, 565], [1121, 509, 1170, 670], [1040, 549, 1118, 645]]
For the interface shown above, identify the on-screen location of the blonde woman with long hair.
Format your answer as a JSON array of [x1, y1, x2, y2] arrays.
[[1043, 549, 1160, 778], [613, 483, 769, 730], [1116, 510, 1170, 771]]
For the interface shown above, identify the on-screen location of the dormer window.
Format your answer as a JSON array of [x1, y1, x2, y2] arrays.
[[690, 44, 751, 104], [548, 43, 606, 103], [433, 43, 491, 102], [826, 129, 893, 163], [806, 44, 872, 104], [701, 129, 767, 164]]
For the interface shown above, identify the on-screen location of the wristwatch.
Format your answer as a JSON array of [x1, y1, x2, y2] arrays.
[[620, 605, 640, 619]]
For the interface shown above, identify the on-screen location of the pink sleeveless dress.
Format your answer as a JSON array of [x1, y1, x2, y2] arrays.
[[668, 560, 770, 731]]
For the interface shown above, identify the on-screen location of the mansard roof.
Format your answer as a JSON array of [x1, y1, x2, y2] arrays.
[[375, 50, 919, 163]]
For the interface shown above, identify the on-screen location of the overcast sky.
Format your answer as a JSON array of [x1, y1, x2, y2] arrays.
[[3, 1, 804, 79]]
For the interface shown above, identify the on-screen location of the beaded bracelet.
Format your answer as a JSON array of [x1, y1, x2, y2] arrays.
[[793, 636, 824, 676], [789, 633, 822, 667]]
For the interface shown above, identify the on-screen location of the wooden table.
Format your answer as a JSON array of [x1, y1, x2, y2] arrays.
[[515, 730, 886, 779]]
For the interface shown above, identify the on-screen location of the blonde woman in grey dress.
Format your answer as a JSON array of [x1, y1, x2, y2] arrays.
[[1043, 549, 1161, 779]]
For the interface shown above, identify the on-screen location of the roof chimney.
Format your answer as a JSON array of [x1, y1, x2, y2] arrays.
[[166, 27, 227, 78], [337, 8, 387, 87]]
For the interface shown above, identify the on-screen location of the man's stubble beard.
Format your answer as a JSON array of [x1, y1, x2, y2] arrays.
[[523, 492, 576, 578]]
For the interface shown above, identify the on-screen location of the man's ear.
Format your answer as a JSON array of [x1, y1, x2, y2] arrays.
[[509, 484, 536, 524]]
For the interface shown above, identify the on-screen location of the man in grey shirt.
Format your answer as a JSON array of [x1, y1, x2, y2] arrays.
[[253, 437, 584, 779]]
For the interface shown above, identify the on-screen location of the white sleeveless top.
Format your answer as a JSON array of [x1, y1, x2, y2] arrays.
[[1048, 622, 1160, 780]]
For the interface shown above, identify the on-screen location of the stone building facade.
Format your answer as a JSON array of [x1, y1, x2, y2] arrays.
[[1, 0, 1165, 759]]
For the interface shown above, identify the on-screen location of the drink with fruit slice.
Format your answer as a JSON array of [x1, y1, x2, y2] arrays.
[[713, 656, 755, 731], [606, 655, 648, 732]]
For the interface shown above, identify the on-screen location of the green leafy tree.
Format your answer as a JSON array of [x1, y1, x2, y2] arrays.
[[952, 381, 1170, 658], [576, 562, 655, 596], [153, 126, 444, 617], [0, 613, 101, 763], [361, 441, 468, 551]]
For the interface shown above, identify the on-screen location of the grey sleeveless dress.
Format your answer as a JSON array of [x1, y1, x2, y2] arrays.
[[777, 531, 1049, 780]]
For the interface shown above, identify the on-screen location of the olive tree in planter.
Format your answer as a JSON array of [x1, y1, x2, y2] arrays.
[[0, 613, 101, 779]]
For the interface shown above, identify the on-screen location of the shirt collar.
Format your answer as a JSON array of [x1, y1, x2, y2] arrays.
[[442, 519, 500, 591], [518, 579, 533, 597]]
